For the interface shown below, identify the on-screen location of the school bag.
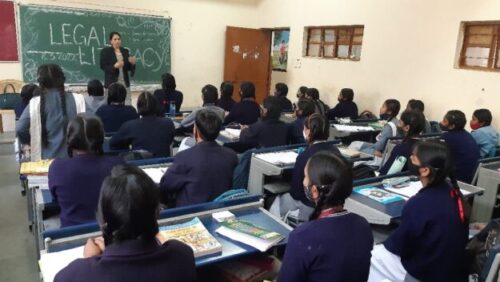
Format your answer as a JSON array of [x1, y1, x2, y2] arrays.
[[0, 83, 21, 109], [467, 218, 500, 281]]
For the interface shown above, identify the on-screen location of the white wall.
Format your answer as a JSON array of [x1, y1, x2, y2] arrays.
[[260, 0, 500, 129], [0, 0, 260, 108]]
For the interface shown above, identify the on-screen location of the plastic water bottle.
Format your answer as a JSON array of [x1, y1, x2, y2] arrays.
[[387, 156, 407, 175], [169, 101, 176, 117]]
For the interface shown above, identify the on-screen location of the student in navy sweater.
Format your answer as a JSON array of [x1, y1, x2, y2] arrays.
[[279, 152, 373, 282], [305, 88, 329, 116], [55, 165, 196, 282], [379, 111, 425, 175], [224, 81, 261, 125], [239, 96, 289, 148], [84, 79, 106, 114], [216, 81, 236, 112], [370, 140, 469, 282], [14, 83, 39, 119], [270, 114, 341, 222], [274, 82, 293, 112], [153, 73, 183, 115], [440, 110, 480, 183], [49, 114, 124, 227], [289, 99, 315, 144], [95, 83, 138, 133], [326, 88, 358, 120], [406, 99, 433, 134], [160, 109, 238, 207], [110, 92, 175, 158]]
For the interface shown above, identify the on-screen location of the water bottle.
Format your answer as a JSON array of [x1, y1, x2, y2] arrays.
[[387, 156, 407, 175], [169, 101, 176, 117]]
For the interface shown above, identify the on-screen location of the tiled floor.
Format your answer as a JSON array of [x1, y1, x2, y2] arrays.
[[0, 136, 39, 281]]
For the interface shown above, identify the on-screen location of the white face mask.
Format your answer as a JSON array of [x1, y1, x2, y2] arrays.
[[303, 130, 308, 142]]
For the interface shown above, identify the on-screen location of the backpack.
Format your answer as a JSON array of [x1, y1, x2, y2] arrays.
[[467, 219, 500, 281]]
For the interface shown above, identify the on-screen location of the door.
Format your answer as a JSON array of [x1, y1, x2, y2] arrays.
[[224, 26, 272, 104]]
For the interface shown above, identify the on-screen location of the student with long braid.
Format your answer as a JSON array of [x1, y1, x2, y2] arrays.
[[110, 92, 175, 157], [278, 152, 373, 282], [16, 64, 86, 161], [369, 140, 469, 282]]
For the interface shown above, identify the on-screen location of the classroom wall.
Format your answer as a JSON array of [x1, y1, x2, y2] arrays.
[[261, 0, 500, 130], [0, 0, 260, 108]]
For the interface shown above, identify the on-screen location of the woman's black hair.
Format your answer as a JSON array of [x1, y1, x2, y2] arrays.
[[305, 88, 320, 100], [87, 79, 104, 97], [298, 86, 308, 96], [240, 81, 256, 99], [37, 64, 67, 148], [161, 73, 176, 90], [473, 109, 492, 126], [202, 84, 218, 105], [20, 83, 39, 104], [220, 81, 234, 98], [275, 83, 289, 97], [306, 151, 353, 220], [304, 113, 329, 143], [137, 91, 160, 117], [383, 99, 401, 121], [400, 111, 425, 139], [340, 88, 354, 101], [107, 83, 127, 105], [66, 114, 104, 157], [109, 31, 121, 41], [413, 140, 470, 223], [444, 110, 467, 130], [262, 96, 282, 121], [296, 98, 315, 118], [98, 164, 160, 245], [407, 99, 425, 112], [195, 109, 222, 141]]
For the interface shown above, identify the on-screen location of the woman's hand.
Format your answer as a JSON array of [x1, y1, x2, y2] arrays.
[[128, 56, 137, 65], [114, 61, 124, 69], [83, 237, 105, 258], [374, 150, 383, 157]]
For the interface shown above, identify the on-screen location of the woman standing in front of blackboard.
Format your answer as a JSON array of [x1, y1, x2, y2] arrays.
[[100, 31, 136, 105]]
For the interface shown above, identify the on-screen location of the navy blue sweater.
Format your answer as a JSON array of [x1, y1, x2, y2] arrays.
[[224, 99, 261, 125], [153, 89, 183, 114], [289, 117, 306, 144], [49, 154, 124, 227], [96, 104, 139, 133], [379, 138, 418, 175], [384, 182, 469, 281], [279, 211, 373, 282], [277, 96, 293, 112], [110, 116, 175, 157], [326, 100, 358, 120], [160, 141, 238, 207], [290, 142, 341, 207], [441, 130, 480, 183], [240, 119, 290, 148], [216, 97, 236, 112], [55, 239, 195, 282]]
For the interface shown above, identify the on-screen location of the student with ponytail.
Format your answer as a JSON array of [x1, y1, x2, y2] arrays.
[[379, 110, 425, 175], [16, 64, 86, 160], [278, 152, 373, 282], [369, 140, 469, 282], [49, 114, 124, 227], [270, 114, 341, 222], [110, 92, 175, 157]]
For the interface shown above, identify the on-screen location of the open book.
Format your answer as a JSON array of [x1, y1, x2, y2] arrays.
[[338, 147, 361, 158], [216, 219, 284, 252], [353, 187, 405, 204], [385, 181, 472, 199], [20, 159, 53, 174], [159, 217, 222, 258]]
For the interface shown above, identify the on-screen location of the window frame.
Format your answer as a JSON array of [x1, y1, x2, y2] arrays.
[[459, 21, 500, 72], [304, 25, 364, 61]]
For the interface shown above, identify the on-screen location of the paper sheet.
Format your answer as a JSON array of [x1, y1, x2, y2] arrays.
[[219, 128, 241, 140], [385, 181, 472, 199], [39, 246, 84, 282], [255, 151, 298, 166], [333, 124, 374, 132], [142, 167, 168, 184]]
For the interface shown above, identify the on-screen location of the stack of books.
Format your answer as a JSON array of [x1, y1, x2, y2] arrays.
[[216, 219, 284, 252]]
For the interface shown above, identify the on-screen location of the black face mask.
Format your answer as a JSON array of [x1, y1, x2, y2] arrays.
[[408, 162, 421, 176], [380, 113, 391, 120], [439, 123, 449, 132]]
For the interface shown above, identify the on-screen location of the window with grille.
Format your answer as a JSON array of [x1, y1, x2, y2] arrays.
[[459, 22, 500, 71], [305, 26, 364, 60]]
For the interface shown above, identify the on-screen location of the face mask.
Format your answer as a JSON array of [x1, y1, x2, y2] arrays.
[[303, 185, 314, 202], [439, 123, 449, 132], [470, 121, 481, 130], [303, 130, 308, 142], [380, 113, 391, 120], [408, 162, 421, 177]]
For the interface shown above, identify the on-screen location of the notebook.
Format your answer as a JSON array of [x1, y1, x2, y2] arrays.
[[333, 124, 374, 132], [216, 219, 284, 252], [20, 159, 53, 174], [255, 151, 298, 166], [385, 181, 472, 199], [39, 246, 84, 282], [219, 128, 241, 140], [353, 187, 405, 204], [142, 167, 168, 184]]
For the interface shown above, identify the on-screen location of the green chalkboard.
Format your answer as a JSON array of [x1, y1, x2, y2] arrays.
[[20, 5, 171, 84]]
